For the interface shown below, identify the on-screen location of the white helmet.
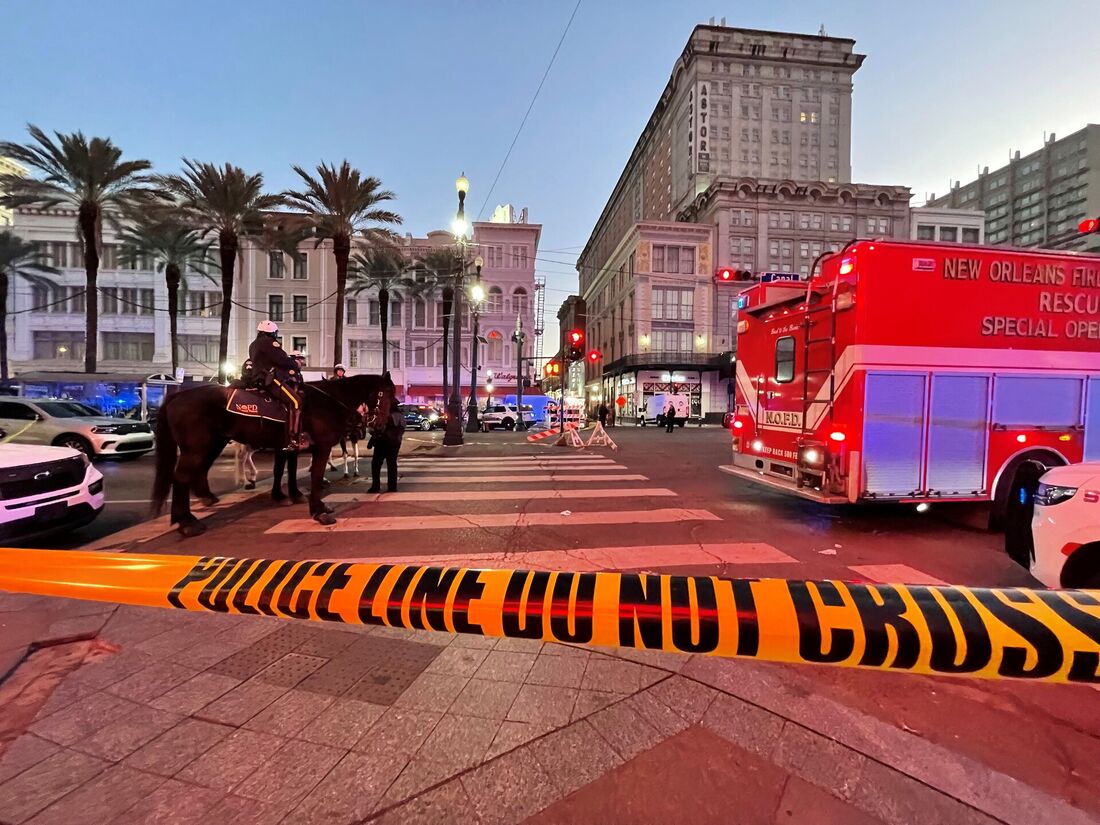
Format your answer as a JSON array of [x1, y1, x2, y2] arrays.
[[257, 320, 279, 334], [334, 363, 347, 371], [290, 350, 304, 359]]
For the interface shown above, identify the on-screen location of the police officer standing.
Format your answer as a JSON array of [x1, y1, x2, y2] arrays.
[[248, 320, 304, 450]]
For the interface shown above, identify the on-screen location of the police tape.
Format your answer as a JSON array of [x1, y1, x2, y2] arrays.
[[1, 547, 1097, 684]]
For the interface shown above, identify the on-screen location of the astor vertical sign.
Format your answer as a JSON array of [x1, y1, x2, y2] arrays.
[[695, 82, 710, 173]]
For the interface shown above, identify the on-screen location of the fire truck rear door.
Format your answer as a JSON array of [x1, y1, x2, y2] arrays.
[[863, 372, 926, 496], [926, 374, 990, 495]]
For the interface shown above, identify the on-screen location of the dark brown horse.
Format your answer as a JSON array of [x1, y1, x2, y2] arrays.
[[152, 373, 394, 535]]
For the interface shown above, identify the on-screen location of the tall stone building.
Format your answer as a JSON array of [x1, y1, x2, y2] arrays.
[[578, 23, 911, 420]]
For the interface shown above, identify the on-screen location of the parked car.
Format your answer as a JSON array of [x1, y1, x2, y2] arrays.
[[0, 397, 154, 459], [480, 404, 535, 431], [398, 404, 444, 431], [1028, 462, 1100, 589], [0, 442, 105, 540]]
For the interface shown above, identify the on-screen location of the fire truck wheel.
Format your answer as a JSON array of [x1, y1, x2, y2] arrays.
[[1060, 542, 1100, 589], [990, 450, 1065, 532]]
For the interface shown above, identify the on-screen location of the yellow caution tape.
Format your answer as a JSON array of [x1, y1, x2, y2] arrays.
[[0, 548, 1097, 683]]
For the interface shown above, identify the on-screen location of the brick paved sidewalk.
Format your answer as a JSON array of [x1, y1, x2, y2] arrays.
[[2, 594, 1096, 825]]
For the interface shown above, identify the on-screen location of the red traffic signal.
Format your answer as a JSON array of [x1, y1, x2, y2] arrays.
[[715, 267, 752, 283], [1080, 217, 1100, 235], [587, 349, 601, 363], [716, 267, 735, 282], [568, 329, 584, 345]]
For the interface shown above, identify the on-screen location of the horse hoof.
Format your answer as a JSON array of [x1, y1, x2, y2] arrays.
[[244, 481, 256, 490], [178, 520, 207, 538], [314, 512, 337, 526], [320, 478, 331, 488], [353, 471, 360, 477]]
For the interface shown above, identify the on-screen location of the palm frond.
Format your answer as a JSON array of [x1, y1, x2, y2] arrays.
[[0, 230, 61, 283]]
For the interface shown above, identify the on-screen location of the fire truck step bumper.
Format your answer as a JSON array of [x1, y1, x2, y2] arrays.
[[718, 464, 851, 504]]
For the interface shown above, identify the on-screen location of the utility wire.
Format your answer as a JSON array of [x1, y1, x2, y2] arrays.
[[476, 0, 582, 220]]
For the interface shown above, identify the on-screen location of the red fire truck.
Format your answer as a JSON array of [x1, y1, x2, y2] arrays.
[[720, 240, 1100, 526]]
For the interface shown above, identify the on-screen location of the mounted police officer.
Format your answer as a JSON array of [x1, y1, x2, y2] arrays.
[[248, 320, 304, 450], [332, 363, 347, 379]]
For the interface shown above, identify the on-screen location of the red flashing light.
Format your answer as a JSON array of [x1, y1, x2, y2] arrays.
[[569, 329, 583, 345], [1079, 217, 1100, 235], [587, 350, 602, 363], [829, 431, 846, 442], [716, 267, 734, 282], [838, 257, 855, 276], [1016, 433, 1028, 444]]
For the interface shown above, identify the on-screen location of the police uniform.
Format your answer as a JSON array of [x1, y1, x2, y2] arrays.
[[249, 333, 303, 449]]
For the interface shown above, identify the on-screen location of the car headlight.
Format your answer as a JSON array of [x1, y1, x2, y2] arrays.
[[1034, 482, 1077, 506], [428, 414, 438, 421], [91, 425, 119, 434]]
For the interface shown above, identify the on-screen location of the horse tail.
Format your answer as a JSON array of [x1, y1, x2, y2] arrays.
[[150, 406, 177, 516]]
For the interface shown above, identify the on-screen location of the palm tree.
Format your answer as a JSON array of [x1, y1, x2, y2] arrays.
[[116, 215, 214, 374], [0, 126, 151, 372], [282, 162, 401, 367], [349, 245, 412, 374], [154, 161, 284, 379], [0, 232, 59, 381]]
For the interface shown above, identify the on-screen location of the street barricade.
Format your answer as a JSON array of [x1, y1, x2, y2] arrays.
[[0, 548, 1097, 684]]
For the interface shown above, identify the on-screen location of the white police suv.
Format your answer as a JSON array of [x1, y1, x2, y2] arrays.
[[1030, 462, 1100, 589]]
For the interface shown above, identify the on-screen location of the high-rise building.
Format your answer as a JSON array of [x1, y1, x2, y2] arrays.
[[928, 125, 1100, 253], [577, 23, 911, 421]]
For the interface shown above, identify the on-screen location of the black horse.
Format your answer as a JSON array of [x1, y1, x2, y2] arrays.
[[152, 373, 394, 536]]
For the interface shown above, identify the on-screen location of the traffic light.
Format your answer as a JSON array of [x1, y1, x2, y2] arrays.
[[587, 349, 602, 363], [715, 267, 752, 283], [543, 360, 561, 377], [1080, 217, 1100, 235], [567, 329, 584, 362]]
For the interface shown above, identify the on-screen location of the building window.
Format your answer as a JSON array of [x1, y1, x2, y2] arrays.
[[962, 227, 981, 244], [177, 335, 219, 365], [413, 345, 426, 367], [103, 332, 155, 362], [916, 224, 936, 241], [391, 299, 402, 326], [291, 336, 307, 356], [939, 226, 958, 242], [775, 336, 795, 383], [511, 245, 528, 268], [414, 298, 427, 328], [268, 294, 284, 322], [347, 298, 357, 325], [486, 330, 504, 363], [651, 245, 695, 275], [33, 331, 84, 361], [652, 329, 691, 352], [651, 288, 694, 321], [368, 300, 380, 325], [487, 286, 504, 313], [269, 252, 285, 279], [292, 295, 308, 322], [293, 253, 308, 279], [189, 291, 220, 317], [512, 288, 528, 315]]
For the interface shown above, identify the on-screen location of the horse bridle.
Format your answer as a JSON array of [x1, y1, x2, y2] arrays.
[[304, 383, 391, 428]]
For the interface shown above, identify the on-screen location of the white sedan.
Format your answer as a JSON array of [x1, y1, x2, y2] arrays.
[[0, 443, 105, 541], [1031, 462, 1100, 589]]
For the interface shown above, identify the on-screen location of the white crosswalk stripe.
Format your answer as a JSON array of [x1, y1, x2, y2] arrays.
[[400, 463, 627, 473], [399, 473, 648, 483], [266, 507, 720, 534], [339, 543, 798, 571], [325, 488, 678, 503]]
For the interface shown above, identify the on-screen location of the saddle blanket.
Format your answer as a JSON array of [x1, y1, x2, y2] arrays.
[[226, 388, 288, 423]]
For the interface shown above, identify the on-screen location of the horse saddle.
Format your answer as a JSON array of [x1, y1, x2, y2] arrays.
[[226, 388, 288, 423]]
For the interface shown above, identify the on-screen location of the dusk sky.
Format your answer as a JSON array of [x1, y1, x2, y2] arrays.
[[5, 0, 1098, 337]]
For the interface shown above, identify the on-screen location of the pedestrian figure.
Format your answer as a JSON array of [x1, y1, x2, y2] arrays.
[[368, 402, 406, 493], [598, 402, 609, 427], [665, 403, 676, 433]]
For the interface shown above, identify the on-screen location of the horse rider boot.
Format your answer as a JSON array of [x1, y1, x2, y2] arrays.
[[249, 320, 304, 451], [333, 363, 347, 379]]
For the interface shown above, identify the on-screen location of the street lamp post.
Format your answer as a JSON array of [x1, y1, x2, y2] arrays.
[[466, 257, 485, 433], [443, 173, 470, 447], [512, 315, 527, 431]]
